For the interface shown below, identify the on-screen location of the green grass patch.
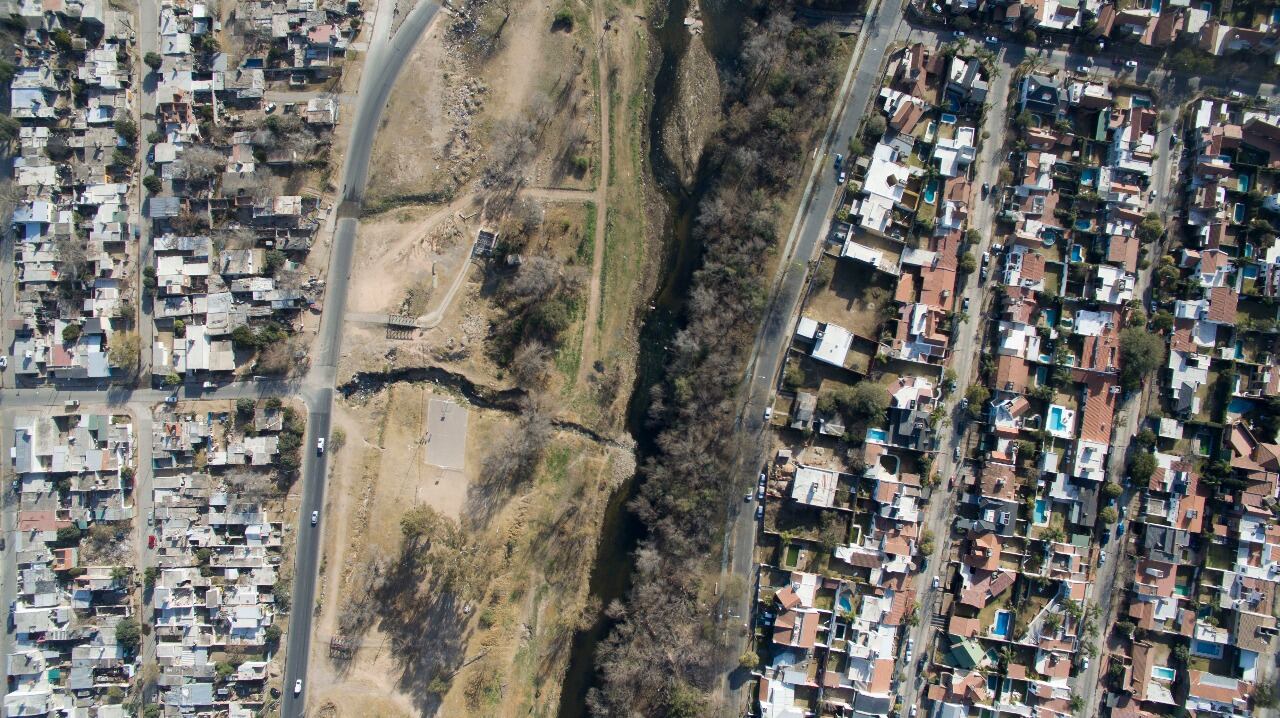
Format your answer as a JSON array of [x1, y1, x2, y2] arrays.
[[540, 444, 575, 485], [553, 290, 587, 389], [579, 202, 597, 265]]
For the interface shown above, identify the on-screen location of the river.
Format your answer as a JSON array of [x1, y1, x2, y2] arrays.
[[554, 1, 747, 716]]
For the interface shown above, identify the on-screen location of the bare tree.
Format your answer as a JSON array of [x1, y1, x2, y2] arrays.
[[507, 255, 560, 299], [510, 340, 553, 387], [176, 145, 226, 184]]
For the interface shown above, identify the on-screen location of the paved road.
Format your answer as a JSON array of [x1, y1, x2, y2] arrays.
[[717, 0, 910, 707], [896, 29, 1016, 714], [279, 2, 443, 716], [1072, 107, 1181, 718]]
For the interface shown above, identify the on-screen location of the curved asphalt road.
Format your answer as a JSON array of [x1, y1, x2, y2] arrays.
[[280, 2, 442, 716]]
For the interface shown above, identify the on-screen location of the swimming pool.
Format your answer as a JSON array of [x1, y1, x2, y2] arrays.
[[1151, 0, 1162, 12], [867, 428, 889, 444], [1235, 203, 1246, 222], [1048, 405, 1076, 437], [1239, 173, 1251, 192], [1042, 228, 1062, 247], [941, 112, 958, 124], [1074, 218, 1092, 231], [838, 593, 853, 613], [1080, 167, 1096, 186], [1152, 666, 1176, 682], [924, 178, 939, 204], [1070, 244, 1085, 262], [1034, 498, 1048, 525], [992, 610, 1012, 638]]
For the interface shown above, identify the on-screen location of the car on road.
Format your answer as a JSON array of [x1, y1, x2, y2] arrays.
[[266, 102, 277, 113], [0, 356, 7, 369], [985, 35, 999, 45], [981, 182, 990, 198], [763, 406, 772, 421], [953, 446, 961, 461], [755, 505, 763, 520], [1230, 89, 1244, 99], [311, 510, 319, 525], [1150, 301, 1158, 314], [838, 170, 847, 184], [756, 487, 764, 500], [911, 706, 919, 718], [1099, 549, 1107, 564], [1124, 59, 1138, 70], [833, 153, 844, 170], [316, 437, 325, 454], [165, 394, 177, 404], [981, 251, 991, 266], [1117, 520, 1126, 537], [148, 535, 156, 549], [953, 31, 965, 39], [1081, 657, 1090, 671], [979, 266, 988, 281], [294, 680, 303, 695], [1077, 65, 1089, 74], [962, 297, 971, 312], [932, 576, 941, 589]]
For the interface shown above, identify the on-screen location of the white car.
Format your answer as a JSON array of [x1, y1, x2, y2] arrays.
[[316, 437, 325, 454], [293, 679, 303, 694], [763, 406, 772, 421], [0, 356, 7, 369], [932, 576, 941, 589], [1077, 65, 1088, 74], [1124, 59, 1138, 70], [1099, 550, 1107, 564], [1081, 657, 1091, 670], [310, 510, 319, 525]]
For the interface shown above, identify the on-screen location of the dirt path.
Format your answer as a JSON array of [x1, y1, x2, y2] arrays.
[[521, 186, 596, 202], [575, 0, 612, 386]]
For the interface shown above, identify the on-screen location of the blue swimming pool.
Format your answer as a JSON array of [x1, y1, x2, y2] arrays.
[[867, 428, 889, 444], [1081, 167, 1096, 186], [1075, 218, 1091, 231], [1034, 498, 1048, 524], [1049, 405, 1070, 433], [1244, 264, 1258, 278], [1070, 244, 1085, 262], [1151, 0, 1162, 12], [924, 178, 939, 204], [838, 593, 853, 613], [1240, 173, 1252, 191], [993, 610, 1012, 638], [1235, 203, 1246, 222], [1153, 666, 1176, 681], [941, 112, 958, 124], [1042, 228, 1062, 247]]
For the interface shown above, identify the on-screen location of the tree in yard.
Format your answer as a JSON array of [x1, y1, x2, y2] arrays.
[[848, 136, 865, 156], [56, 525, 82, 544], [115, 618, 141, 654], [965, 385, 990, 418], [1023, 30, 1038, 45], [1099, 506, 1118, 524], [863, 114, 887, 140], [108, 332, 140, 375], [958, 253, 977, 274], [114, 117, 138, 146], [143, 174, 162, 193], [783, 363, 805, 389], [829, 381, 890, 424], [1102, 481, 1122, 499], [1130, 450, 1157, 485], [1119, 326, 1165, 391], [264, 624, 282, 644], [739, 651, 760, 671], [264, 249, 287, 275], [51, 28, 74, 51], [918, 530, 936, 555], [1043, 611, 1063, 634], [1151, 310, 1174, 332], [144, 51, 162, 70], [1255, 682, 1277, 708], [1015, 110, 1034, 130], [164, 372, 181, 386], [62, 323, 81, 343]]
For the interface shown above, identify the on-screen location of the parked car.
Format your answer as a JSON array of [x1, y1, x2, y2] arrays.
[[1081, 657, 1090, 671], [1117, 520, 1126, 537], [953, 446, 961, 461], [744, 493, 753, 503], [833, 153, 844, 170], [1099, 550, 1107, 564], [316, 437, 325, 454], [1077, 65, 1089, 74], [838, 170, 847, 184], [0, 356, 7, 369], [981, 251, 991, 266], [755, 505, 763, 520], [763, 406, 772, 421], [962, 297, 971, 312], [985, 36, 999, 45], [979, 266, 988, 281], [981, 182, 990, 197], [1124, 59, 1138, 70], [165, 394, 177, 404], [148, 535, 156, 549], [911, 707, 919, 718], [932, 576, 941, 589]]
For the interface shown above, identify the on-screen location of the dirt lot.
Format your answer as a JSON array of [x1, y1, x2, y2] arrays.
[[307, 383, 631, 717], [804, 255, 896, 341], [313, 0, 658, 713]]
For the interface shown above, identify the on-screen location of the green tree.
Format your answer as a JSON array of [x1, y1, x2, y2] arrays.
[[51, 28, 74, 51], [144, 566, 158, 590], [264, 624, 282, 644], [144, 51, 162, 70], [62, 323, 82, 343], [1137, 213, 1164, 243], [115, 618, 141, 653], [56, 525, 82, 544], [164, 372, 181, 386], [264, 249, 287, 275], [1099, 506, 1118, 524], [783, 363, 805, 389], [114, 117, 138, 146], [1130, 451, 1157, 484], [143, 175, 162, 193], [958, 253, 977, 274], [965, 385, 990, 418], [739, 651, 760, 671], [863, 114, 887, 139], [1119, 326, 1165, 391], [1102, 481, 1122, 499], [1151, 311, 1174, 332], [236, 398, 256, 417]]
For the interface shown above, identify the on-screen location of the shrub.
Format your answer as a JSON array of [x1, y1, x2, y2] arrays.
[[143, 175, 162, 193], [552, 7, 574, 29]]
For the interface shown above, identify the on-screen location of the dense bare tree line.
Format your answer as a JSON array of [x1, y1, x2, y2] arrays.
[[588, 7, 840, 716]]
